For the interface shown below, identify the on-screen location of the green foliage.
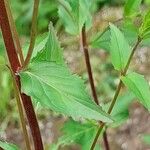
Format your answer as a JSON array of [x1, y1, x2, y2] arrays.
[[19, 24, 112, 122], [103, 92, 135, 127], [20, 62, 112, 122], [121, 20, 139, 45], [124, 0, 142, 17], [109, 24, 131, 71], [141, 134, 150, 145], [58, 0, 92, 35], [10, 0, 58, 35], [121, 72, 150, 111], [1, 0, 150, 149], [23, 33, 48, 59], [90, 20, 149, 51], [32, 23, 64, 64], [139, 10, 150, 39], [0, 56, 12, 120], [51, 120, 101, 150], [0, 141, 19, 150], [90, 28, 110, 51]]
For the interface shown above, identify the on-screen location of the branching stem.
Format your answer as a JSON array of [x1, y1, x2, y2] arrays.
[[90, 37, 142, 150], [81, 24, 110, 150]]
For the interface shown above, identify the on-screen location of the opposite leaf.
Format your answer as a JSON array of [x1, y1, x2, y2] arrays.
[[121, 72, 150, 111], [19, 62, 112, 123], [51, 120, 101, 150], [124, 0, 142, 17], [110, 24, 131, 71], [0, 141, 19, 150]]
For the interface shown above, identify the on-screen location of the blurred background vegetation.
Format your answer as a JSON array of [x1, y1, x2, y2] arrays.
[[0, 0, 150, 149]]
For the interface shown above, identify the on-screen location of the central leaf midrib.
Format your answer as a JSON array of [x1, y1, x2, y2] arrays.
[[25, 71, 106, 116]]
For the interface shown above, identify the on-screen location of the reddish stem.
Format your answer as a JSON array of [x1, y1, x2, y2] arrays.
[[81, 24, 99, 105], [0, 1, 43, 150], [81, 24, 110, 150]]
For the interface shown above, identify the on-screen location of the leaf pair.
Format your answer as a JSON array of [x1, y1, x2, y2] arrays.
[[19, 23, 112, 123], [109, 23, 150, 111]]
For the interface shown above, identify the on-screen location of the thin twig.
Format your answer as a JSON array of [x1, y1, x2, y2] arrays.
[[7, 65, 31, 150], [4, 0, 24, 65], [90, 37, 142, 150], [23, 0, 40, 68], [81, 24, 110, 150]]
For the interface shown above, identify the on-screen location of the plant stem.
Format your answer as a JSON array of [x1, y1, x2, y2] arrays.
[[81, 24, 110, 150], [103, 129, 110, 150], [0, 1, 44, 149], [81, 24, 99, 105], [23, 0, 40, 68], [8, 66, 31, 150], [90, 37, 142, 150], [4, 0, 24, 65]]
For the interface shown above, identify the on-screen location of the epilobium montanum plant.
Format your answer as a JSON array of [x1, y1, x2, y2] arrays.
[[0, 0, 150, 150]]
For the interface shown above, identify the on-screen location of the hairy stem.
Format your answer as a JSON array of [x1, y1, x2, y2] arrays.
[[4, 0, 24, 65], [8, 66, 31, 150], [0, 1, 44, 149], [81, 24, 110, 150], [90, 37, 142, 150], [23, 0, 40, 68]]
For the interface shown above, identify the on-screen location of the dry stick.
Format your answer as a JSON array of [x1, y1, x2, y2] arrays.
[[0, 1, 44, 150], [4, 0, 24, 65], [90, 37, 142, 150], [23, 0, 39, 68], [8, 66, 31, 150], [81, 24, 110, 150]]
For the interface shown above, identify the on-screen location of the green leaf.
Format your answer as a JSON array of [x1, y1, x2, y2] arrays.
[[124, 0, 142, 17], [103, 92, 135, 127], [121, 72, 150, 111], [141, 134, 150, 145], [90, 27, 110, 51], [19, 62, 112, 122], [50, 120, 101, 150], [90, 20, 139, 51], [121, 20, 139, 45], [58, 0, 92, 35], [0, 141, 19, 150], [139, 10, 150, 39], [109, 24, 131, 71], [23, 33, 48, 59], [32, 23, 64, 64]]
